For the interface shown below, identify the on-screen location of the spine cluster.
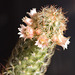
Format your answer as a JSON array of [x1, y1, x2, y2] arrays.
[[3, 6, 70, 75]]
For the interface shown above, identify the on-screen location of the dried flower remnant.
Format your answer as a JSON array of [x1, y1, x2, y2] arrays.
[[35, 28, 42, 35]]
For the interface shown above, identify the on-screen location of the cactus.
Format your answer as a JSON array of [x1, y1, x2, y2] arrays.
[[3, 6, 70, 75]]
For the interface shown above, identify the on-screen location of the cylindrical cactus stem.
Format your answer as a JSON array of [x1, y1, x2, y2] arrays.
[[3, 39, 56, 75], [2, 5, 70, 75]]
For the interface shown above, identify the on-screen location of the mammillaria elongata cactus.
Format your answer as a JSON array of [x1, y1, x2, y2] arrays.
[[3, 6, 70, 75]]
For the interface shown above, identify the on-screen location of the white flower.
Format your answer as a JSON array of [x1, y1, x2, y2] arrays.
[[27, 8, 37, 17]]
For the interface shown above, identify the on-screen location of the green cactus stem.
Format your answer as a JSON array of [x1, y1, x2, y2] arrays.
[[3, 38, 55, 75]]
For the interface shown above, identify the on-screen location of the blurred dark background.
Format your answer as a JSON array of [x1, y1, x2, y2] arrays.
[[0, 0, 75, 75]]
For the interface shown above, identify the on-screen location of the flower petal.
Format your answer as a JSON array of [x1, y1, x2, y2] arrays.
[[61, 38, 70, 50], [27, 8, 37, 17], [22, 17, 33, 25]]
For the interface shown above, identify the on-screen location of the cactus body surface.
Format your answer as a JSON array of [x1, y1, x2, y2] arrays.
[[3, 6, 70, 75]]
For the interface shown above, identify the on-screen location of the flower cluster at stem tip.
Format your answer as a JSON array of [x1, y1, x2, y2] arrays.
[[18, 6, 70, 50]]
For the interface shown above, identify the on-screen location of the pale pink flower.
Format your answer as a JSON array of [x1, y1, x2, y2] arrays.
[[52, 34, 70, 50], [26, 26, 34, 39], [35, 34, 50, 49], [18, 25, 34, 40], [27, 8, 37, 17], [22, 17, 33, 26]]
